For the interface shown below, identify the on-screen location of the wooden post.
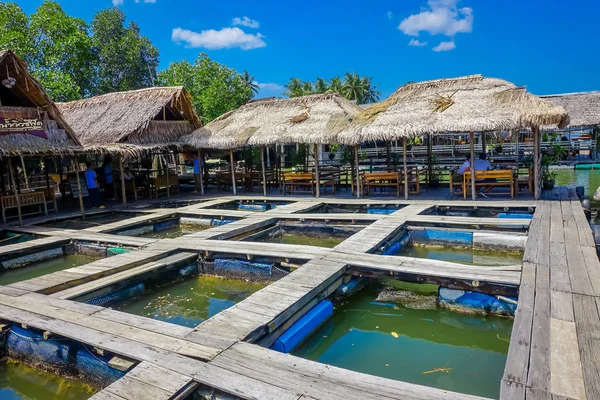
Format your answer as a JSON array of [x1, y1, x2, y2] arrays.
[[533, 126, 540, 200], [427, 134, 433, 186], [354, 144, 360, 199], [482, 133, 487, 154], [261, 146, 267, 197], [164, 155, 170, 199], [20, 155, 28, 189], [73, 159, 85, 221], [314, 143, 320, 198], [470, 132, 476, 201], [8, 158, 22, 226], [119, 155, 127, 206], [198, 150, 204, 195], [403, 137, 408, 200], [230, 149, 237, 195], [44, 157, 50, 189]]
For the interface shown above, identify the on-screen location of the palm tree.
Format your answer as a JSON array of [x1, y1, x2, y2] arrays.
[[360, 76, 381, 104], [241, 71, 259, 98], [327, 76, 343, 94], [314, 77, 328, 94], [342, 72, 364, 103], [284, 77, 304, 97], [301, 80, 314, 96]]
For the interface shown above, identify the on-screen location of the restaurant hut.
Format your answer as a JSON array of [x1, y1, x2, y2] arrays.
[[58, 87, 201, 203], [183, 93, 362, 197], [336, 75, 569, 200], [0, 50, 82, 225]]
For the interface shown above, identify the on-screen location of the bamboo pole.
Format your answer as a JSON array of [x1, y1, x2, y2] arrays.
[[230, 149, 237, 195], [470, 132, 476, 201], [164, 155, 170, 199], [403, 137, 408, 200], [314, 144, 320, 198], [20, 155, 28, 189], [533, 126, 540, 200], [119, 155, 127, 206], [261, 146, 267, 197], [8, 158, 22, 226], [354, 144, 360, 199], [73, 160, 85, 220], [198, 150, 204, 195]]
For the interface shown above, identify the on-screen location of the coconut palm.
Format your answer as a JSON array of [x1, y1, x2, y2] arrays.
[[242, 70, 259, 98], [327, 76, 343, 94], [314, 77, 328, 94], [284, 77, 304, 97], [360, 76, 380, 104], [342, 72, 364, 103], [301, 80, 314, 95]]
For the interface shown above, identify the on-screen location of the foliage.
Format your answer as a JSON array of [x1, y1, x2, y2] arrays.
[[0, 2, 32, 60], [157, 53, 252, 123], [284, 73, 380, 104], [541, 143, 566, 182], [241, 71, 259, 99]]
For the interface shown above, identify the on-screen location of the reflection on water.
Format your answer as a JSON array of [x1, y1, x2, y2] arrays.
[[259, 233, 345, 248], [293, 283, 512, 399], [0, 254, 100, 286]]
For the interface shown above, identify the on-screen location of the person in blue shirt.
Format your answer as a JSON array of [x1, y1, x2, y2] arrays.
[[85, 162, 102, 208], [193, 153, 203, 193], [102, 156, 116, 201]]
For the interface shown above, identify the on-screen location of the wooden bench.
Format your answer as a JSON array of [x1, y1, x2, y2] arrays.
[[361, 172, 400, 197], [282, 173, 314, 195], [463, 169, 515, 199], [151, 174, 179, 198], [449, 170, 464, 195], [1, 191, 47, 223]]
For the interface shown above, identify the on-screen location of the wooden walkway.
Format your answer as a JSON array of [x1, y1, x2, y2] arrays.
[[0, 194, 595, 399]]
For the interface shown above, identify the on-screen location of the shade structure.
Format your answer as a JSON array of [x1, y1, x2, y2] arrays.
[[335, 74, 569, 144], [182, 93, 362, 150], [541, 91, 600, 129], [0, 50, 81, 155], [58, 86, 201, 154]]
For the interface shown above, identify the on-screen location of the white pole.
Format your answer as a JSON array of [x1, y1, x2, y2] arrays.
[[230, 149, 237, 195], [403, 137, 408, 200], [470, 132, 476, 201]]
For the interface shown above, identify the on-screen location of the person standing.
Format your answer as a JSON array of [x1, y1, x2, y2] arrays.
[[85, 162, 103, 209], [193, 153, 202, 193], [102, 156, 116, 201]]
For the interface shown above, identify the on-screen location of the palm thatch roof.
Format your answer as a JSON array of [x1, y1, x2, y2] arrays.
[[0, 50, 81, 156], [183, 93, 362, 149], [540, 91, 600, 129], [58, 86, 201, 152], [335, 74, 570, 144]]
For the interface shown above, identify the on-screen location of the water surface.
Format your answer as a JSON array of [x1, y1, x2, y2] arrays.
[[396, 245, 523, 266], [138, 224, 211, 239], [0, 254, 100, 286], [258, 232, 345, 248]]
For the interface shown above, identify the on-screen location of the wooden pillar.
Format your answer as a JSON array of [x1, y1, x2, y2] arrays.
[[403, 137, 408, 200], [198, 150, 204, 196], [119, 155, 127, 206], [354, 144, 360, 199], [230, 149, 237, 195], [427, 134, 433, 185], [261, 146, 267, 197], [73, 159, 85, 220], [8, 158, 22, 226], [482, 133, 487, 154], [314, 144, 320, 198], [20, 155, 28, 189], [164, 155, 170, 199], [0, 158, 5, 192], [470, 132, 476, 201], [533, 126, 540, 200], [44, 157, 50, 189]]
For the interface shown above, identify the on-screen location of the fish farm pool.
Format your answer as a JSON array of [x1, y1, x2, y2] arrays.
[[113, 216, 235, 239], [208, 200, 294, 212], [291, 280, 513, 399], [420, 205, 534, 219], [299, 203, 406, 215], [40, 212, 145, 230]]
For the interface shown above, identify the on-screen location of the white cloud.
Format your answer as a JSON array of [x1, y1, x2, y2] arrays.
[[134, 0, 157, 3], [432, 40, 456, 52], [387, 11, 394, 20], [398, 0, 473, 37], [408, 38, 428, 47], [255, 82, 284, 97], [256, 82, 283, 91], [172, 27, 266, 50], [232, 16, 260, 29], [112, 0, 124, 5]]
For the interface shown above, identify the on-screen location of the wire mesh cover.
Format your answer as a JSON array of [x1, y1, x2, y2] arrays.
[[202, 258, 289, 282], [76, 347, 125, 388], [85, 282, 146, 307], [1, 247, 64, 269]]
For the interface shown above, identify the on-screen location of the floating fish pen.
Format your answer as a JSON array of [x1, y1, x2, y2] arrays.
[[0, 231, 37, 247], [375, 226, 526, 266], [300, 203, 405, 215], [420, 205, 535, 219], [0, 241, 131, 286], [231, 220, 367, 248], [135, 199, 208, 209], [113, 215, 237, 239], [208, 200, 294, 212], [40, 212, 145, 230], [277, 277, 514, 399], [72, 252, 296, 328], [0, 324, 135, 399]]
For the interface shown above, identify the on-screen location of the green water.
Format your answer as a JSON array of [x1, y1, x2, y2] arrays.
[[0, 233, 35, 247], [293, 283, 512, 398], [117, 275, 266, 328], [139, 224, 211, 239], [258, 233, 345, 248], [0, 360, 95, 400], [0, 254, 100, 286], [45, 212, 141, 230], [397, 245, 523, 266]]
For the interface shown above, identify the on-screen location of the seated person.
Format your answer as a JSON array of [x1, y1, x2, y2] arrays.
[[474, 152, 495, 197]]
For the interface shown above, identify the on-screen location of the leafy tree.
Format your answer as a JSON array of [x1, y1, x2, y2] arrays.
[[0, 2, 32, 60], [284, 73, 380, 104], [91, 8, 158, 95], [359, 76, 380, 104], [158, 53, 252, 122], [342, 72, 363, 103], [241, 70, 259, 99], [314, 77, 328, 94], [327, 76, 343, 94]]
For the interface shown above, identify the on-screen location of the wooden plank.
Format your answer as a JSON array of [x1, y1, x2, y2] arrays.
[[572, 294, 600, 400], [127, 361, 193, 394], [88, 390, 127, 400], [528, 264, 550, 392], [549, 290, 574, 322], [550, 318, 586, 400], [103, 375, 175, 400]]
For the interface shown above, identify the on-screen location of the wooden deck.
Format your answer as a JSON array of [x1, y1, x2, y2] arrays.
[[0, 193, 595, 399]]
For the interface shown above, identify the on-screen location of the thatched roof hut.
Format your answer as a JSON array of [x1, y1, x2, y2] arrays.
[[58, 86, 201, 153], [183, 93, 362, 149], [540, 91, 600, 129], [335, 74, 570, 144], [0, 50, 81, 156]]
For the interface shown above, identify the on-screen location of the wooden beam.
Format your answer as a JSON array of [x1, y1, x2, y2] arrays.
[[230, 149, 237, 196], [73, 159, 85, 221], [314, 144, 320, 198], [198, 150, 204, 196], [470, 132, 476, 201], [403, 137, 408, 200], [533, 126, 540, 200]]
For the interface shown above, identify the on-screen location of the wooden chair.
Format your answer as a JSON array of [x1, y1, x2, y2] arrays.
[[402, 167, 421, 195], [515, 168, 533, 193], [282, 173, 314, 195], [1, 191, 47, 223], [361, 172, 401, 197], [463, 170, 515, 199]]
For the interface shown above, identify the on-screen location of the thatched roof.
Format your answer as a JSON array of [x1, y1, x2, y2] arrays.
[[540, 91, 600, 129], [183, 93, 362, 149], [0, 50, 81, 156], [58, 86, 201, 151], [335, 74, 570, 144]]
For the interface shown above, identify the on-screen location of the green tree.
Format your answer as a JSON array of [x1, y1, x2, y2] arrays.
[[91, 8, 158, 95], [342, 72, 364, 103], [327, 76, 343, 94], [157, 53, 252, 122], [314, 77, 328, 94], [284, 77, 303, 98], [0, 2, 32, 60], [242, 70, 259, 99], [360, 76, 380, 104]]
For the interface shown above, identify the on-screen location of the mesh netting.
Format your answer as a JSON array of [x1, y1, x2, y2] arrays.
[[117, 225, 154, 237], [201, 258, 289, 282], [1, 247, 64, 269], [76, 346, 126, 388], [7, 325, 71, 368], [85, 282, 146, 307], [65, 242, 108, 258]]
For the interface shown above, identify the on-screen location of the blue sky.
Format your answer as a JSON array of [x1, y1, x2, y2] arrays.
[[16, 0, 600, 100]]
